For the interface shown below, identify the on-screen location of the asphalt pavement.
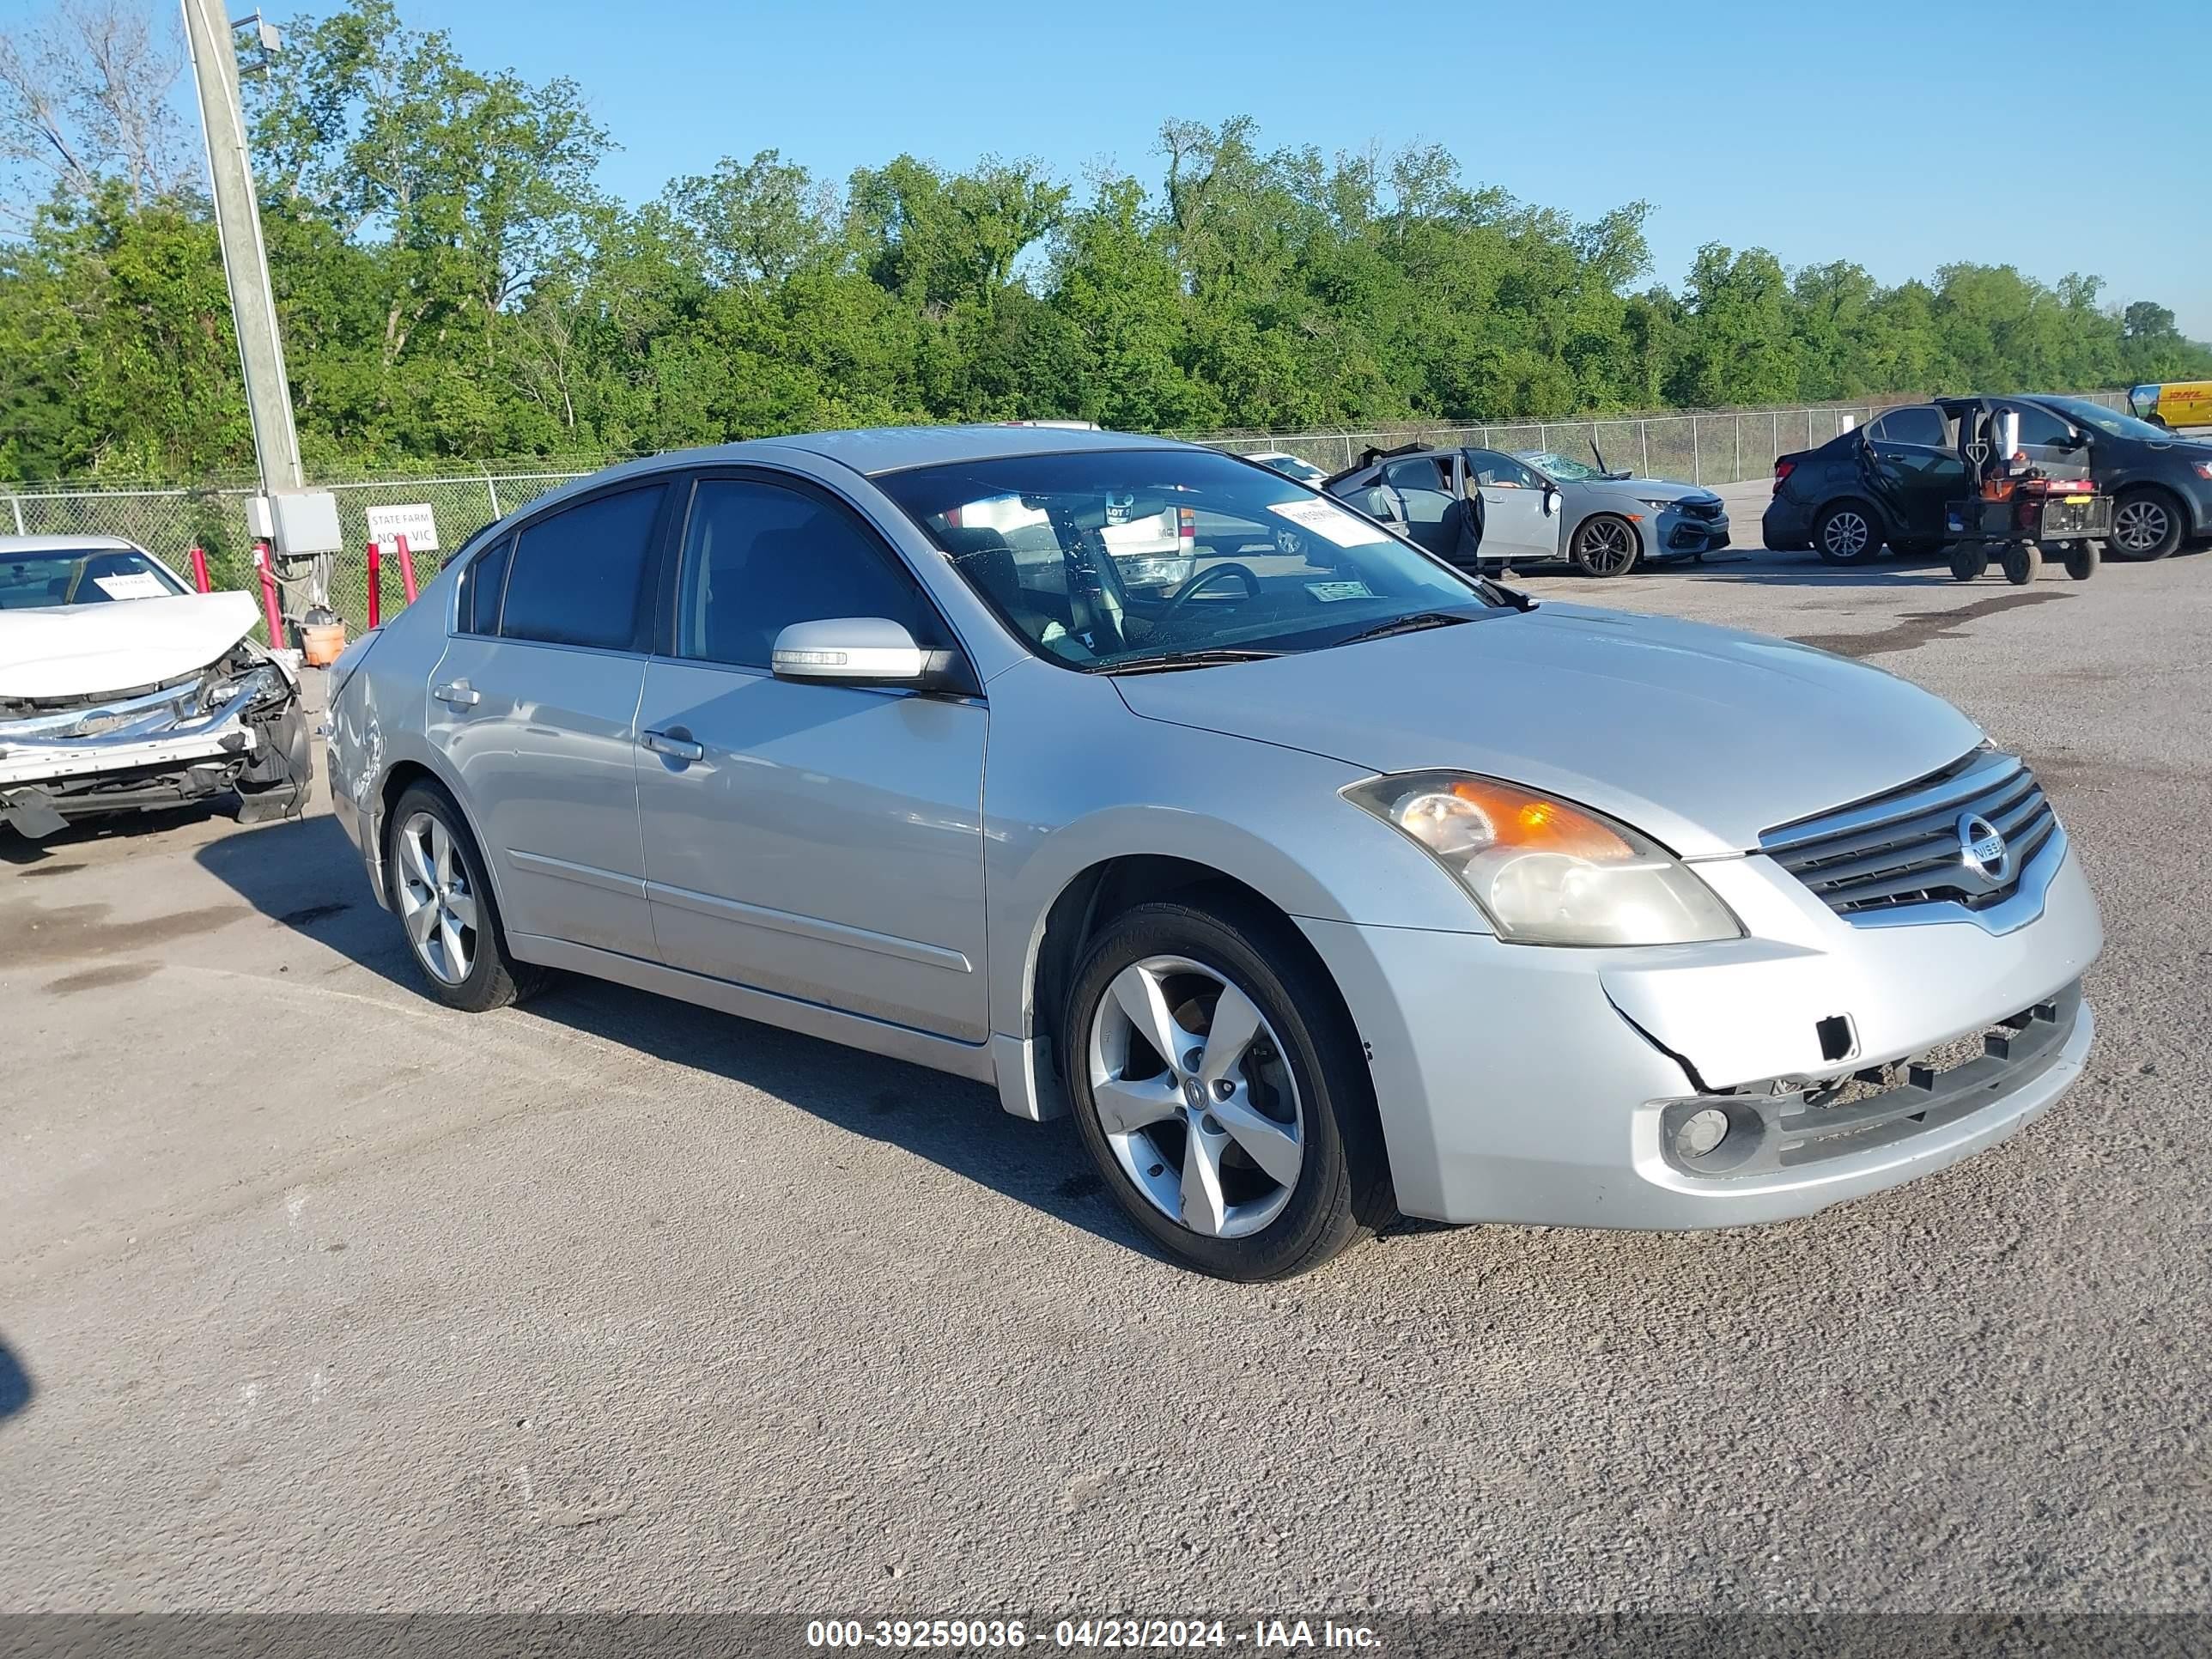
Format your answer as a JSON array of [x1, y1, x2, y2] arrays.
[[3, 489, 2208, 1615]]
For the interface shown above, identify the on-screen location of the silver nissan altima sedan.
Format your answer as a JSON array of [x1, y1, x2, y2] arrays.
[[326, 426, 2102, 1279]]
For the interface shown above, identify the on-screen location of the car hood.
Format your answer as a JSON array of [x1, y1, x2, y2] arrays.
[[1110, 605, 1984, 857], [0, 590, 259, 700], [1582, 477, 1721, 506]]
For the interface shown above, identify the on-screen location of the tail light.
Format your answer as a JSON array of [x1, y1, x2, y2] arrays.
[[1771, 459, 1796, 495], [1178, 507, 1195, 544]]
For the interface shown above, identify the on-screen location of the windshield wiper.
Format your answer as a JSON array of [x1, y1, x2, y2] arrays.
[[1336, 610, 1484, 646], [1103, 647, 1285, 676]]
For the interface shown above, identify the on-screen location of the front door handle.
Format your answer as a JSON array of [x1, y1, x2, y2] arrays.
[[433, 679, 480, 708], [641, 728, 704, 763]]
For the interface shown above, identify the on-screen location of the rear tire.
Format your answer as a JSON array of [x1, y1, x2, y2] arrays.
[[1570, 514, 1640, 578], [1061, 897, 1393, 1280], [2108, 489, 2185, 560], [2063, 540, 2100, 581], [1948, 544, 1988, 582], [2001, 543, 2042, 586], [386, 781, 546, 1012], [1814, 501, 1882, 565]]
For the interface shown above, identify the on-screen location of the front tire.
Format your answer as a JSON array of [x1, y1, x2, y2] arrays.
[[1949, 544, 1989, 582], [1814, 501, 1881, 565], [1061, 898, 1392, 1280], [1570, 514, 1640, 577], [386, 781, 545, 1012], [2064, 539, 2100, 580], [2108, 489, 2185, 560], [2001, 542, 2043, 586]]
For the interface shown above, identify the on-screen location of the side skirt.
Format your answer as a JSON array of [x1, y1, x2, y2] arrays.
[[509, 933, 999, 1085]]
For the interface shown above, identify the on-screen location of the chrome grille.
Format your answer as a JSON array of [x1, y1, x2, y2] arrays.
[[1759, 749, 2057, 918]]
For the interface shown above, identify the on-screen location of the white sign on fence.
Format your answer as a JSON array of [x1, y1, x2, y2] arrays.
[[366, 502, 440, 553]]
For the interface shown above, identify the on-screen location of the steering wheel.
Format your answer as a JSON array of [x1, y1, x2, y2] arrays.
[[1162, 562, 1261, 617]]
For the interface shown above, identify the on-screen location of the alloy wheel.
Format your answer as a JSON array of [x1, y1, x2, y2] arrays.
[[1085, 954, 1305, 1239], [2112, 498, 2171, 556], [1822, 509, 1871, 559], [396, 811, 478, 986], [1578, 518, 1637, 574]]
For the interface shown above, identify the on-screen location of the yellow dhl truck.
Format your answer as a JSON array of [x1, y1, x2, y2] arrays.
[[2128, 382, 2212, 431]]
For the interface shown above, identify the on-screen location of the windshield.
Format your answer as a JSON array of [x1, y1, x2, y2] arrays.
[[0, 545, 188, 611], [1520, 451, 1603, 481], [2038, 397, 2174, 442], [1254, 453, 1327, 484], [879, 449, 1508, 672]]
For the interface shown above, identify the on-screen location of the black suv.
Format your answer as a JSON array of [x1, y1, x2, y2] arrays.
[[1765, 394, 2212, 563]]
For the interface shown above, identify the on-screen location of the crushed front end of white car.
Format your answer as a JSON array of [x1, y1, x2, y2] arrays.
[[0, 589, 313, 838]]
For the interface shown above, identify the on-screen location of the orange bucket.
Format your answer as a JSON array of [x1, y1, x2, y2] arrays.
[[299, 619, 347, 666]]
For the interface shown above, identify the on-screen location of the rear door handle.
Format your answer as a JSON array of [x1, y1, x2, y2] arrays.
[[641, 728, 704, 763], [433, 680, 480, 708]]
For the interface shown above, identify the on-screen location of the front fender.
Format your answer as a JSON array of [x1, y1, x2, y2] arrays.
[[977, 659, 1489, 1046]]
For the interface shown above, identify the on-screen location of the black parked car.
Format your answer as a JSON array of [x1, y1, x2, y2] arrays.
[[1765, 394, 2212, 563]]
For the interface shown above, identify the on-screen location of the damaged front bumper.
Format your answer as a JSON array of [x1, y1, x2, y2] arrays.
[[0, 659, 307, 836]]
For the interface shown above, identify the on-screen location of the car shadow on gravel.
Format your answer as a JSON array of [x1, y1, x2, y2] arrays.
[[0, 1339, 32, 1422], [196, 810, 1156, 1259], [193, 810, 423, 993], [0, 801, 224, 866]]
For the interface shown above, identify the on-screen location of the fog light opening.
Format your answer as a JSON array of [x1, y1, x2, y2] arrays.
[[1674, 1107, 1731, 1161]]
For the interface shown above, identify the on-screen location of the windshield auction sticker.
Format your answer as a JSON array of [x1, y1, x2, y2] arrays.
[[92, 573, 170, 600], [1265, 498, 1393, 548]]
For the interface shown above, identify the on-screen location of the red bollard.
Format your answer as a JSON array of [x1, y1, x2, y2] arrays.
[[252, 539, 284, 644], [188, 544, 211, 592], [395, 533, 419, 604], [365, 538, 382, 629]]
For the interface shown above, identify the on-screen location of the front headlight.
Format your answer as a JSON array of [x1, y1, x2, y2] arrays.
[[1343, 770, 1742, 946], [1638, 496, 1681, 512]]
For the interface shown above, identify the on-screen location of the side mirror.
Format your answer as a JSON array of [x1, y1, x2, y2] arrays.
[[773, 617, 933, 686], [1543, 486, 1562, 517]]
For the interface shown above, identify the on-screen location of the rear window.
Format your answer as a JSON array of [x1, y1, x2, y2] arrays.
[[498, 486, 665, 650], [0, 546, 187, 610]]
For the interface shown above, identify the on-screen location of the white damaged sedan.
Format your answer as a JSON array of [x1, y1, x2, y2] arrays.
[[0, 535, 312, 839]]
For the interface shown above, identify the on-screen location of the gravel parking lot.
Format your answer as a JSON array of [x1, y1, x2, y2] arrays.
[[4, 483, 2209, 1616]]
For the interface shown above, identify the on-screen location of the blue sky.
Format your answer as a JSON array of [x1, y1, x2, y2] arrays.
[[393, 0, 2208, 336]]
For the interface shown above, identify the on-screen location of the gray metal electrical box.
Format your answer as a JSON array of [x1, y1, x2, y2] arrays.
[[249, 490, 343, 556]]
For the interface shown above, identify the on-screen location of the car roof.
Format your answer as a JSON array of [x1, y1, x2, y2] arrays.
[[563, 424, 1191, 492], [477, 425, 1205, 544], [0, 534, 144, 555]]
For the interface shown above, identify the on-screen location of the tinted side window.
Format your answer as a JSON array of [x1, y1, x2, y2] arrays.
[[499, 486, 665, 650], [1873, 405, 1946, 447], [456, 534, 512, 635], [1382, 458, 1449, 493], [1466, 448, 1537, 488], [2008, 404, 2072, 447], [677, 477, 933, 671]]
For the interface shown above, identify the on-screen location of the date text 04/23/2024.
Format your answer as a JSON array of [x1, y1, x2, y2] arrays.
[[803, 1619, 1384, 1650]]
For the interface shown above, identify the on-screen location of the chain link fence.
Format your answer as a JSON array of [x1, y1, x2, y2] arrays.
[[3, 392, 2130, 640], [1195, 392, 2131, 485], [3, 468, 589, 637]]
